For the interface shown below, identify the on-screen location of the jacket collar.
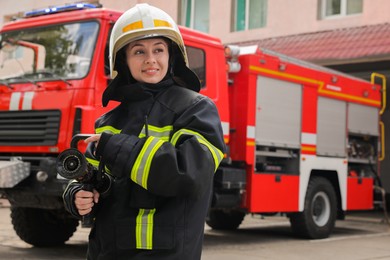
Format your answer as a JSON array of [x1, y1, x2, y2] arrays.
[[102, 76, 175, 107]]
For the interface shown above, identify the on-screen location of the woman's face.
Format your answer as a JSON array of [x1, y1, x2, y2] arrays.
[[125, 38, 169, 84]]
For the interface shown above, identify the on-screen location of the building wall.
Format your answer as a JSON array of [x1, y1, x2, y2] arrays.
[[0, 0, 389, 44], [212, 0, 390, 44], [99, 0, 179, 19]]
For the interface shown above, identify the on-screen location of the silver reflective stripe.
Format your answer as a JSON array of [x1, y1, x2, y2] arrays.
[[131, 136, 165, 189], [139, 124, 172, 141], [171, 128, 224, 171], [136, 208, 155, 249]]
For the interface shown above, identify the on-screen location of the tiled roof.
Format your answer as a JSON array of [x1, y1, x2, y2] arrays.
[[238, 23, 390, 64]]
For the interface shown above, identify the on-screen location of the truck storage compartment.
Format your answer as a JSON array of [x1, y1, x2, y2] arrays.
[[317, 97, 347, 157], [250, 173, 299, 212], [346, 176, 373, 210], [255, 76, 302, 149]]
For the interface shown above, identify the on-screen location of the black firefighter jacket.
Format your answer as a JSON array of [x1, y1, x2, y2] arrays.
[[63, 78, 225, 260]]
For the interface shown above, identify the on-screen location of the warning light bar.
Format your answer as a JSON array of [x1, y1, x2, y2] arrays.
[[24, 2, 101, 18]]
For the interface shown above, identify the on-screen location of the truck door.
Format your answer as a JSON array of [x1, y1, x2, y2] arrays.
[[251, 75, 301, 212]]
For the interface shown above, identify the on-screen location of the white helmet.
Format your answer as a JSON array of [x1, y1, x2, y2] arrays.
[[103, 4, 200, 106], [109, 3, 188, 78]]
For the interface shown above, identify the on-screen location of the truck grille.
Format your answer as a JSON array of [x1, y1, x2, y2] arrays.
[[0, 110, 61, 146]]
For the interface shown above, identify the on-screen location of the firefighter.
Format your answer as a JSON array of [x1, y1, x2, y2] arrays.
[[63, 3, 225, 260]]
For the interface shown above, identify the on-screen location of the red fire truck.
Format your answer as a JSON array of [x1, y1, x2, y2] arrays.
[[0, 3, 386, 246]]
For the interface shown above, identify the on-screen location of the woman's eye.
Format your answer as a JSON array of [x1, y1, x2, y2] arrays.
[[154, 48, 165, 53], [133, 50, 144, 55]]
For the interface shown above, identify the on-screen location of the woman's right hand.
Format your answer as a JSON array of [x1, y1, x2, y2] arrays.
[[74, 189, 100, 216]]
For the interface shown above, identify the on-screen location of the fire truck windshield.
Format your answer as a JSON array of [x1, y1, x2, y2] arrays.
[[0, 21, 99, 83]]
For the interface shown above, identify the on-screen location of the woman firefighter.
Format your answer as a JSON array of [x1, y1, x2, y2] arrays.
[[63, 3, 225, 260]]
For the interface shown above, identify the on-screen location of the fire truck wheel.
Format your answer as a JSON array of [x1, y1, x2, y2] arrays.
[[10, 206, 79, 247], [206, 209, 245, 230], [289, 177, 337, 239]]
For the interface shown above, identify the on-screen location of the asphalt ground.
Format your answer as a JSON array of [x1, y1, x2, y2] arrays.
[[1, 199, 390, 260]]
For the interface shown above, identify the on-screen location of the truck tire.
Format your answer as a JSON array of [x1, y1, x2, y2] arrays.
[[10, 207, 79, 247], [289, 177, 337, 239], [206, 209, 245, 230]]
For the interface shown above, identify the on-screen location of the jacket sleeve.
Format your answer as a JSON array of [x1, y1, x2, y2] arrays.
[[96, 96, 225, 197], [63, 180, 83, 218]]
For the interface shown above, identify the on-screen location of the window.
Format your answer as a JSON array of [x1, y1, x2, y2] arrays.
[[0, 21, 99, 81], [232, 0, 267, 32], [180, 0, 209, 33], [320, 0, 363, 18], [186, 46, 206, 88]]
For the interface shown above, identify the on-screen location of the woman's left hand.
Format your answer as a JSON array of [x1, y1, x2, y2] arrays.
[[85, 134, 101, 144], [85, 134, 101, 155]]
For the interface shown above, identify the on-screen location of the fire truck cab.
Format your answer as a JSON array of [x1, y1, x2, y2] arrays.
[[0, 3, 386, 246]]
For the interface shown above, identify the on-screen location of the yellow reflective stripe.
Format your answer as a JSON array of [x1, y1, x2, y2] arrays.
[[131, 136, 165, 189], [123, 20, 143, 32], [147, 209, 154, 247], [135, 208, 156, 250], [154, 19, 172, 28], [171, 129, 223, 171], [123, 19, 172, 33], [95, 125, 121, 134], [94, 125, 119, 172], [86, 157, 111, 174], [86, 157, 99, 168], [139, 125, 172, 142], [131, 137, 153, 187]]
